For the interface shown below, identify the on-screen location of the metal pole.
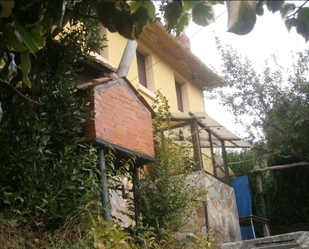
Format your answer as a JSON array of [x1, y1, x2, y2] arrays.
[[132, 164, 140, 231], [204, 201, 209, 233], [98, 148, 111, 220]]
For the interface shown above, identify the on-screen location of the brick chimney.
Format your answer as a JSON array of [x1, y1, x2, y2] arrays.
[[178, 34, 191, 51]]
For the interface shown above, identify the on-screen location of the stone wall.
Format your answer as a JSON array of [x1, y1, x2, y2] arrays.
[[109, 171, 242, 243], [110, 188, 135, 228], [179, 171, 242, 243]]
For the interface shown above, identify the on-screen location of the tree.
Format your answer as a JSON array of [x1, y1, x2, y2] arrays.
[[209, 38, 309, 163], [209, 38, 309, 231], [1, 0, 309, 93], [0, 1, 104, 231], [137, 92, 206, 239]]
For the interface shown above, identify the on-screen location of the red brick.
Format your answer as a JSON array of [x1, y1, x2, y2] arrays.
[[127, 140, 139, 149], [101, 99, 114, 109], [102, 93, 112, 102], [126, 132, 137, 141], [113, 107, 126, 117], [136, 117, 146, 125], [102, 108, 114, 117], [112, 117, 124, 126], [95, 94, 103, 102], [115, 123, 126, 131], [123, 122, 136, 131], [124, 109, 135, 119], [136, 126, 147, 134], [110, 92, 120, 100], [113, 98, 125, 107], [123, 103, 135, 111]]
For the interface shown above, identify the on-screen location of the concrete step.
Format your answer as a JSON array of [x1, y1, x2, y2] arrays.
[[256, 243, 300, 249], [221, 231, 309, 249]]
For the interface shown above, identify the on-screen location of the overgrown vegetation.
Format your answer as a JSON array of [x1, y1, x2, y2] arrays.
[[211, 39, 309, 233], [0, 1, 217, 246], [0, 0, 104, 241], [137, 92, 208, 240]]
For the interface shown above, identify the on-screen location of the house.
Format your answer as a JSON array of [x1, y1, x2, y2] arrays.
[[76, 21, 251, 242]]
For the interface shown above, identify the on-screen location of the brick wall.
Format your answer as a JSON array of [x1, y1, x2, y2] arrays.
[[83, 78, 155, 158]]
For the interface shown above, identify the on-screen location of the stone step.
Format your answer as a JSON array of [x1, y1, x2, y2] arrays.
[[221, 231, 309, 249], [256, 243, 300, 249]]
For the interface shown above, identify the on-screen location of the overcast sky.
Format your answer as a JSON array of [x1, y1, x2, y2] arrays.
[[186, 2, 308, 137]]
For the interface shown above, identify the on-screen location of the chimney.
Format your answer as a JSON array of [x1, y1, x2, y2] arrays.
[[178, 34, 191, 51]]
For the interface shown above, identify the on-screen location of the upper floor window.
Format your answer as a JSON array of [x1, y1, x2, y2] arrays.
[[137, 51, 147, 88], [175, 81, 184, 112]]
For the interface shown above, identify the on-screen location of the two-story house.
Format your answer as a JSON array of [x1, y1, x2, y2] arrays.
[[77, 21, 251, 242]]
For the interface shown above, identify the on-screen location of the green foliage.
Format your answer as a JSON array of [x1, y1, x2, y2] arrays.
[[212, 38, 309, 232], [209, 38, 309, 162], [226, 1, 257, 35], [137, 91, 207, 239], [2, 1, 309, 87], [264, 156, 309, 228], [184, 228, 216, 249], [91, 214, 132, 249], [192, 2, 215, 27], [0, 2, 105, 230], [0, 0, 65, 87]]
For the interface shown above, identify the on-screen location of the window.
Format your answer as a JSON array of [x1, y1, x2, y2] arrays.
[[175, 81, 184, 112], [136, 51, 147, 88]]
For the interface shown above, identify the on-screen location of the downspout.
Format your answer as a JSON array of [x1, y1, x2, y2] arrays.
[[116, 40, 138, 77], [98, 148, 111, 220]]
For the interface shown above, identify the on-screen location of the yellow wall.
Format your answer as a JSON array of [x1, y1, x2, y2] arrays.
[[101, 28, 205, 114]]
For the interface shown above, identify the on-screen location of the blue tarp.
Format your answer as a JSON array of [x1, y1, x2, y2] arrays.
[[231, 175, 255, 240]]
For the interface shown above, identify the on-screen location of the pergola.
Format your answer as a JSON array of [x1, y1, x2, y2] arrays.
[[170, 112, 252, 185]]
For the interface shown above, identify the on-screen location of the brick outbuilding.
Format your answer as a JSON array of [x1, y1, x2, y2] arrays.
[[77, 76, 156, 163]]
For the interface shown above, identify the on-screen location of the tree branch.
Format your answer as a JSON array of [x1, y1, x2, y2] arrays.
[[287, 0, 309, 18], [6, 83, 42, 105]]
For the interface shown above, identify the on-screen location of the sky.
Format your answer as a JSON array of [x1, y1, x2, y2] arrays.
[[186, 2, 308, 138]]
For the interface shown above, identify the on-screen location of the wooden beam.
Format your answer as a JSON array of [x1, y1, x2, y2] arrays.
[[170, 120, 192, 130], [231, 162, 309, 177], [221, 139, 230, 185], [190, 119, 203, 171], [208, 130, 217, 177], [253, 162, 309, 173]]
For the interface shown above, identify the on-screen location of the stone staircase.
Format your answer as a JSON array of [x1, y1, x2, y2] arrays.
[[221, 231, 309, 249]]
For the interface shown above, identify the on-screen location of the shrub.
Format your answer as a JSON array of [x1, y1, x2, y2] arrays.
[[137, 92, 207, 239]]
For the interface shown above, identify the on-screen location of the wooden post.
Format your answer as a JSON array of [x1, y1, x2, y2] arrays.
[[190, 119, 203, 171], [207, 130, 217, 177], [220, 139, 230, 185], [255, 166, 269, 237]]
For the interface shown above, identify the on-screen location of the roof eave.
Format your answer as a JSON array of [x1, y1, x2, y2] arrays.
[[140, 22, 221, 89]]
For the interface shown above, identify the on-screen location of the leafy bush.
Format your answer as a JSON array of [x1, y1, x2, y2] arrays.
[[0, 2, 104, 230], [137, 92, 207, 239]]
